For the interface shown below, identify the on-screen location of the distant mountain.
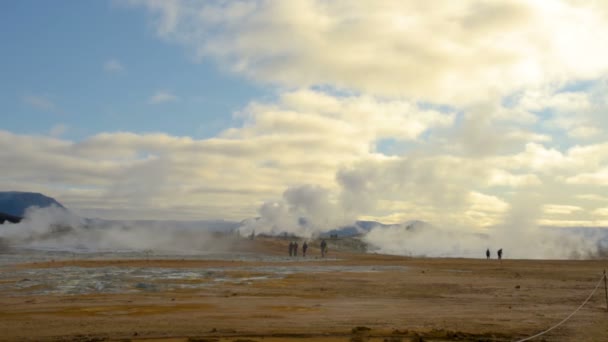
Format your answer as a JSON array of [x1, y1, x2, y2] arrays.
[[324, 220, 428, 237], [240, 217, 429, 237], [0, 191, 65, 218], [0, 211, 22, 224]]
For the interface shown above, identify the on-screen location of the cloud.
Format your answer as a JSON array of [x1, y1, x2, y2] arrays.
[[103, 58, 125, 72], [129, 0, 608, 103], [22, 95, 56, 111], [148, 90, 179, 104], [0, 88, 466, 222], [577, 194, 608, 202], [486, 169, 541, 187], [593, 207, 608, 217], [4, 81, 608, 228], [543, 204, 583, 215], [565, 168, 608, 186]]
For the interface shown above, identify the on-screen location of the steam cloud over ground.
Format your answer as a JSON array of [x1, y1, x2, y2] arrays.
[[236, 184, 607, 260], [1, 202, 606, 259], [0, 206, 236, 254]]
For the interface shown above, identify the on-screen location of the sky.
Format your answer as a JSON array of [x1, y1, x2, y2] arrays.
[[2, 0, 608, 233]]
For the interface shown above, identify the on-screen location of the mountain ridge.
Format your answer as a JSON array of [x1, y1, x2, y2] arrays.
[[0, 191, 65, 218]]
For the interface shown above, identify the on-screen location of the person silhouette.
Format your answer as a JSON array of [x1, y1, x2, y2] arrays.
[[486, 248, 490, 259], [320, 239, 327, 258], [497, 248, 503, 261]]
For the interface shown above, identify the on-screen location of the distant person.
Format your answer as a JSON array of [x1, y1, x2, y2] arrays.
[[320, 239, 327, 258], [302, 241, 308, 257], [294, 241, 299, 257], [486, 248, 490, 259], [497, 248, 503, 261], [289, 241, 294, 257]]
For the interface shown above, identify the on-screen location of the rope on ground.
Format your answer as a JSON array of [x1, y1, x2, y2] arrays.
[[513, 272, 606, 342]]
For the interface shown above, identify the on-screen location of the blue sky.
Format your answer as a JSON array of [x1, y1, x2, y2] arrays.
[[1, 0, 264, 140]]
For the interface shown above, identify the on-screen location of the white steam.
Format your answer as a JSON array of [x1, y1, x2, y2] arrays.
[[362, 193, 606, 259], [236, 181, 607, 259], [0, 206, 236, 254], [362, 223, 602, 259], [3, 191, 605, 260], [237, 184, 355, 238]]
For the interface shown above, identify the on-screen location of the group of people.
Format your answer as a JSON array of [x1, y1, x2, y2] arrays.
[[288, 239, 328, 257], [485, 248, 503, 260], [288, 241, 306, 256]]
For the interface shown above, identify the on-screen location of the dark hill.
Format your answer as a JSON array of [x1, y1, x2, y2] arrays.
[[0, 211, 22, 224], [0, 191, 65, 217]]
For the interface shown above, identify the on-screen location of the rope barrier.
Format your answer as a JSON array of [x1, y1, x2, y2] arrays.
[[513, 273, 607, 342]]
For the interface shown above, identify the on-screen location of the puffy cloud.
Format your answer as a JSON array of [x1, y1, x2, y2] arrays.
[[8, 88, 608, 231], [0, 89, 452, 220], [129, 0, 608, 103]]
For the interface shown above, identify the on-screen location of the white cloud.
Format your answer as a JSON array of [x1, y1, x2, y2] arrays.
[[486, 169, 541, 187], [592, 207, 608, 217], [4, 84, 608, 228], [130, 0, 608, 103], [103, 58, 125, 72], [231, 89, 454, 145], [465, 191, 510, 226], [566, 168, 608, 186], [543, 204, 583, 215], [576, 194, 608, 202], [148, 90, 178, 104]]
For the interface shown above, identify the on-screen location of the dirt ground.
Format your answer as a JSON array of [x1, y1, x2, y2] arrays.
[[1, 237, 607, 342]]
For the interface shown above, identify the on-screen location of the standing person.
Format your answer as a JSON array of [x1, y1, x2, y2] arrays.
[[320, 239, 327, 258], [294, 241, 299, 257], [497, 248, 503, 261], [486, 248, 490, 259], [302, 241, 308, 257], [289, 241, 294, 257]]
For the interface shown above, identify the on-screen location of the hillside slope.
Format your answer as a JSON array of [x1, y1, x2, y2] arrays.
[[0, 191, 65, 217]]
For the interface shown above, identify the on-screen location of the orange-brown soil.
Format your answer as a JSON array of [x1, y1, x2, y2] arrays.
[[1, 237, 607, 342]]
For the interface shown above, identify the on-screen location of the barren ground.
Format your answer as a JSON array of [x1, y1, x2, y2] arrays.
[[1, 237, 607, 342]]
